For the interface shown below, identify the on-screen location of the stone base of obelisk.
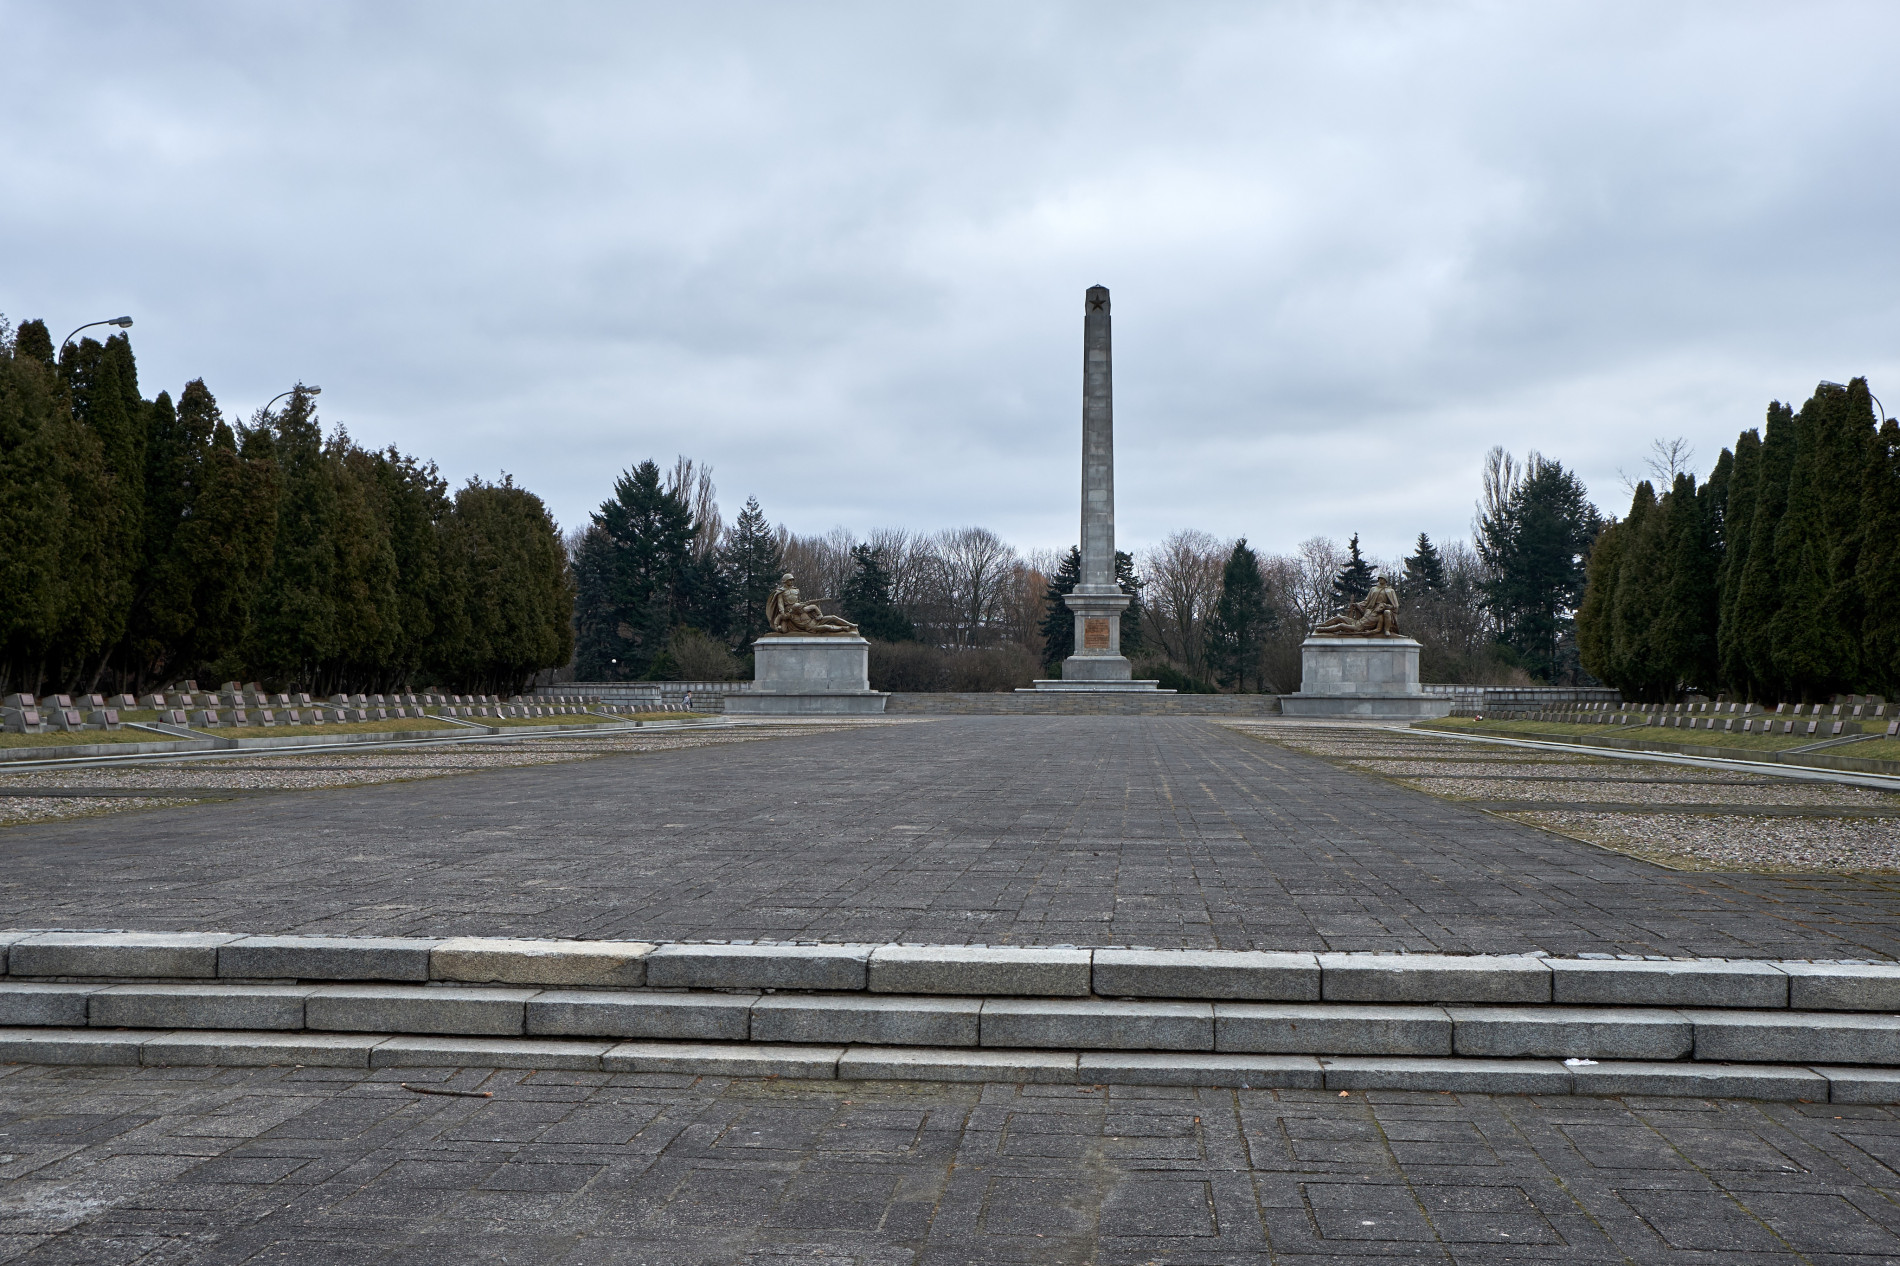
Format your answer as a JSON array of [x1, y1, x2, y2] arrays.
[[1279, 636, 1451, 719], [725, 636, 889, 715], [1021, 587, 1166, 692]]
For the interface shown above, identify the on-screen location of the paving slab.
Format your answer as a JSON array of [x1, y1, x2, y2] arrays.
[[430, 936, 654, 986], [9, 931, 238, 978], [0, 981, 99, 1026], [527, 989, 754, 1040], [1077, 1051, 1323, 1088], [643, 942, 869, 990], [1549, 957, 1789, 1008], [89, 982, 314, 1031], [220, 935, 439, 981], [5, 718, 1900, 960], [751, 993, 980, 1046], [1092, 948, 1319, 999], [838, 1045, 1076, 1083]]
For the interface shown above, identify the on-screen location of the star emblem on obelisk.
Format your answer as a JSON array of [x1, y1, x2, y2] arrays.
[[1089, 296, 1106, 310]]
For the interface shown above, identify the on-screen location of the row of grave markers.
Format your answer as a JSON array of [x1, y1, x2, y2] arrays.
[[0, 685, 664, 736], [1467, 696, 1899, 741]]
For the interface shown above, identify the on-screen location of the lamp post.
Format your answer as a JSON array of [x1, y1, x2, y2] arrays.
[[263, 385, 321, 414], [59, 315, 133, 350]]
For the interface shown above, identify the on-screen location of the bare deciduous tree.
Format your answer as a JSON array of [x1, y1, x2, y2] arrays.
[[1141, 529, 1227, 676], [666, 457, 721, 560], [936, 526, 1019, 647]]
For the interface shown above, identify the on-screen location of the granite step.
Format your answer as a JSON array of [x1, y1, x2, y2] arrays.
[[7, 931, 1900, 1010], [8, 980, 1900, 1065], [3, 1026, 1895, 1102]]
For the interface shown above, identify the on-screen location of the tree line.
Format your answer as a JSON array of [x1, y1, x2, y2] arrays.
[[572, 449, 1604, 691], [1579, 377, 1899, 702], [0, 317, 572, 696]]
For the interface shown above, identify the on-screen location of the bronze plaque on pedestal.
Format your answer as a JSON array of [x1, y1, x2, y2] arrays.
[[1083, 618, 1111, 649]]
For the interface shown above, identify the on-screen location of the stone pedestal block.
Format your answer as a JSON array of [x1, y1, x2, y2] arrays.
[[1280, 637, 1452, 719], [725, 636, 888, 716]]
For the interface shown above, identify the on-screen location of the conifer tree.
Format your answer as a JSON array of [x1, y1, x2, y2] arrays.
[[0, 320, 75, 690], [841, 544, 915, 642], [1606, 482, 1665, 697], [1857, 417, 1900, 699], [1771, 383, 1864, 699], [1402, 533, 1446, 594], [1330, 533, 1375, 607], [1478, 457, 1602, 682], [1576, 513, 1625, 688], [1655, 473, 1720, 692], [1737, 401, 1797, 698], [247, 387, 339, 686], [572, 460, 696, 680], [438, 477, 573, 692], [1207, 538, 1275, 691], [720, 495, 783, 646], [1039, 546, 1082, 668], [1715, 432, 1760, 697]]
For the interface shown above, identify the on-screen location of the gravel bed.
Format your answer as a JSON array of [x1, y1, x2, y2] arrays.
[[1344, 758, 1757, 781], [0, 796, 197, 826], [1397, 775, 1897, 807], [0, 726, 851, 797], [1507, 810, 1900, 874]]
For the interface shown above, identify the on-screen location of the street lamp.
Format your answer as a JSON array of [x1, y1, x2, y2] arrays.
[[59, 315, 133, 349], [263, 385, 321, 413]]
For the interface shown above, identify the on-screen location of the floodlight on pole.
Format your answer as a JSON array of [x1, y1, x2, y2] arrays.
[[59, 316, 134, 349]]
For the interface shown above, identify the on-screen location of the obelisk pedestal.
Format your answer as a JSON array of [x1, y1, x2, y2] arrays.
[[1026, 285, 1164, 693]]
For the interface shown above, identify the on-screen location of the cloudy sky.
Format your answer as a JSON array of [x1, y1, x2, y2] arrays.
[[6, 3, 1897, 563]]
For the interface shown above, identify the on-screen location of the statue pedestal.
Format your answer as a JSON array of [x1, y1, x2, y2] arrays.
[[1279, 637, 1451, 719], [725, 636, 889, 716]]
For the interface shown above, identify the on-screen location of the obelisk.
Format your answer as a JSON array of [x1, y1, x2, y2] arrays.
[[1058, 285, 1141, 684]]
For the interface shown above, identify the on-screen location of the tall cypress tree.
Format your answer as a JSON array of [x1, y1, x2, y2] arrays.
[[1715, 432, 1760, 697], [1606, 482, 1665, 698], [247, 387, 338, 686], [1857, 417, 1900, 700], [1654, 473, 1720, 692], [1737, 401, 1798, 699], [0, 320, 77, 691], [1772, 383, 1860, 699], [1207, 538, 1275, 691], [1576, 513, 1625, 688]]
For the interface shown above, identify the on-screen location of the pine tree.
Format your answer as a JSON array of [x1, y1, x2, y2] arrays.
[[841, 544, 914, 641], [1207, 538, 1276, 691], [1117, 549, 1143, 656], [1402, 533, 1446, 595], [1330, 533, 1374, 607], [1715, 432, 1760, 697], [1856, 417, 1900, 700], [572, 460, 696, 680], [1478, 457, 1603, 682], [1039, 546, 1082, 669], [720, 496, 783, 647]]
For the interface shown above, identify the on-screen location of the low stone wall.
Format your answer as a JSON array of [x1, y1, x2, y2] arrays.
[[545, 681, 749, 707], [883, 693, 1284, 715], [1419, 685, 1622, 706]]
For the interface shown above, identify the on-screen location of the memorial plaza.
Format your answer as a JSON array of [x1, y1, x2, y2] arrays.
[[6, 714, 1900, 1262]]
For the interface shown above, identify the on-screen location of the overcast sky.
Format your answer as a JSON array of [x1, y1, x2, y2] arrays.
[[6, 3, 1897, 563]]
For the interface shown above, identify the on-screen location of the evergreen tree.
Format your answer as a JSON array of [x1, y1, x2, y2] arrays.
[[1653, 473, 1720, 693], [1715, 432, 1760, 697], [1477, 457, 1602, 682], [572, 460, 696, 680], [1039, 546, 1082, 669], [1207, 538, 1276, 691], [0, 320, 78, 691], [437, 477, 574, 692], [1330, 533, 1374, 607], [1771, 382, 1870, 699], [247, 387, 339, 686], [1857, 417, 1900, 700], [180, 409, 280, 680], [1605, 482, 1668, 697], [1116, 549, 1144, 656], [1576, 512, 1625, 688], [841, 544, 915, 641], [55, 334, 145, 687], [372, 447, 447, 687], [1402, 533, 1446, 595], [1737, 401, 1798, 698], [720, 495, 783, 647]]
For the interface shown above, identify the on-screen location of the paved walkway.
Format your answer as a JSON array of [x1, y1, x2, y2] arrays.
[[6, 1060, 1900, 1264], [3, 717, 1899, 959]]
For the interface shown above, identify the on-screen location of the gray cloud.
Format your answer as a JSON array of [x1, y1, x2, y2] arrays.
[[5, 2, 1896, 564]]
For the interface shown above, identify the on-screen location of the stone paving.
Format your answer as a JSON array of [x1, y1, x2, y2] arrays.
[[9, 1060, 1900, 1264], [3, 717, 1900, 961]]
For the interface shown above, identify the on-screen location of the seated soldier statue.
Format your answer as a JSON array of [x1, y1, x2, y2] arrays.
[[1312, 573, 1403, 638], [765, 574, 860, 636]]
